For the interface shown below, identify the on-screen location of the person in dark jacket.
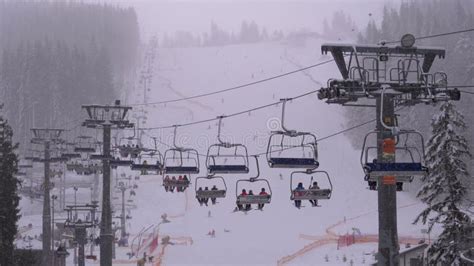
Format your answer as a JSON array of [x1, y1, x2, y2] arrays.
[[210, 185, 218, 205], [294, 182, 305, 208], [245, 190, 254, 211]]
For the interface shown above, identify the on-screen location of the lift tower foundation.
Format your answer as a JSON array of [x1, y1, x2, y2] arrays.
[[318, 34, 460, 265]]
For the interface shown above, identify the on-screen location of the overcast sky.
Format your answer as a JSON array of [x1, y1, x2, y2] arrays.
[[90, 0, 400, 39]]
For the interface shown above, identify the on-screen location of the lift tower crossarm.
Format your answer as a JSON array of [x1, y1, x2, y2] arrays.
[[321, 43, 446, 79]]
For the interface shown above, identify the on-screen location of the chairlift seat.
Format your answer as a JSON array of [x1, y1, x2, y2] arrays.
[[208, 165, 249, 174], [196, 190, 226, 199], [131, 163, 162, 171], [365, 174, 413, 183], [110, 159, 132, 167], [74, 147, 96, 153], [61, 153, 81, 159], [50, 157, 68, 163], [291, 189, 332, 200], [364, 162, 427, 177], [89, 154, 109, 160], [237, 195, 271, 204], [165, 166, 199, 174], [268, 158, 319, 169]]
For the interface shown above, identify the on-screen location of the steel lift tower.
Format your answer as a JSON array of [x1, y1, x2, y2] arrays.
[[318, 34, 460, 265], [30, 128, 67, 266], [81, 100, 133, 266]]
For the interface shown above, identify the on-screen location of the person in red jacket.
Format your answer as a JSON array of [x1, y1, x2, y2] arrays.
[[237, 189, 247, 211], [258, 188, 268, 210]]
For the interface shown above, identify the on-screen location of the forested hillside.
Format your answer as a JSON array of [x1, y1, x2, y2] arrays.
[[345, 0, 474, 195], [0, 0, 140, 147]]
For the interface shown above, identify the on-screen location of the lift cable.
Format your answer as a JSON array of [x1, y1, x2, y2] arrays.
[[383, 27, 474, 45], [128, 58, 335, 107]]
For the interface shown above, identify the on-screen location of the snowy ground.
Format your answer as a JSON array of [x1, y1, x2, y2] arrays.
[[17, 38, 435, 265]]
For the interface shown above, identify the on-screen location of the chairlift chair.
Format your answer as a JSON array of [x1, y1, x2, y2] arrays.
[[195, 175, 227, 201], [206, 117, 249, 174], [236, 156, 272, 206], [117, 128, 142, 158], [60, 142, 81, 160], [266, 99, 319, 169], [163, 126, 200, 174], [74, 136, 97, 153], [361, 130, 428, 182], [110, 149, 133, 168], [131, 151, 163, 174], [290, 169, 333, 201]]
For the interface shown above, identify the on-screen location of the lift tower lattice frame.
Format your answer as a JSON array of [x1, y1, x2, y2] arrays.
[[30, 128, 66, 266]]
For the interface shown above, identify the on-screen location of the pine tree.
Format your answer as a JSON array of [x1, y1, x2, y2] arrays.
[[0, 116, 21, 266], [414, 101, 471, 264]]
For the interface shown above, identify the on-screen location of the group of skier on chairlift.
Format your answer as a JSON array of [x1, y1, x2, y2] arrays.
[[196, 185, 220, 206], [236, 187, 269, 211], [163, 175, 190, 192], [293, 181, 320, 208]]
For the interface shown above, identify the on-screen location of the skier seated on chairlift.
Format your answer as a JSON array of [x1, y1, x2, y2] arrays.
[[141, 160, 148, 175], [182, 175, 189, 191], [177, 176, 183, 192], [203, 187, 210, 206], [368, 159, 377, 190], [164, 175, 170, 192], [258, 188, 268, 210], [237, 189, 247, 211], [197, 187, 204, 205], [210, 185, 218, 205], [309, 181, 319, 207], [170, 176, 177, 192], [245, 190, 254, 211], [294, 182, 305, 208]]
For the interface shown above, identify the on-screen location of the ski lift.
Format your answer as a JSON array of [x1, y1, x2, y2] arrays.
[[206, 117, 249, 174], [266, 99, 319, 169], [117, 127, 143, 158], [60, 142, 81, 160], [290, 169, 333, 202], [18, 159, 33, 169], [131, 151, 163, 175], [49, 149, 69, 163], [236, 156, 272, 206], [74, 136, 97, 153], [361, 129, 428, 183], [24, 149, 42, 162], [195, 174, 227, 202], [163, 126, 200, 174]]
